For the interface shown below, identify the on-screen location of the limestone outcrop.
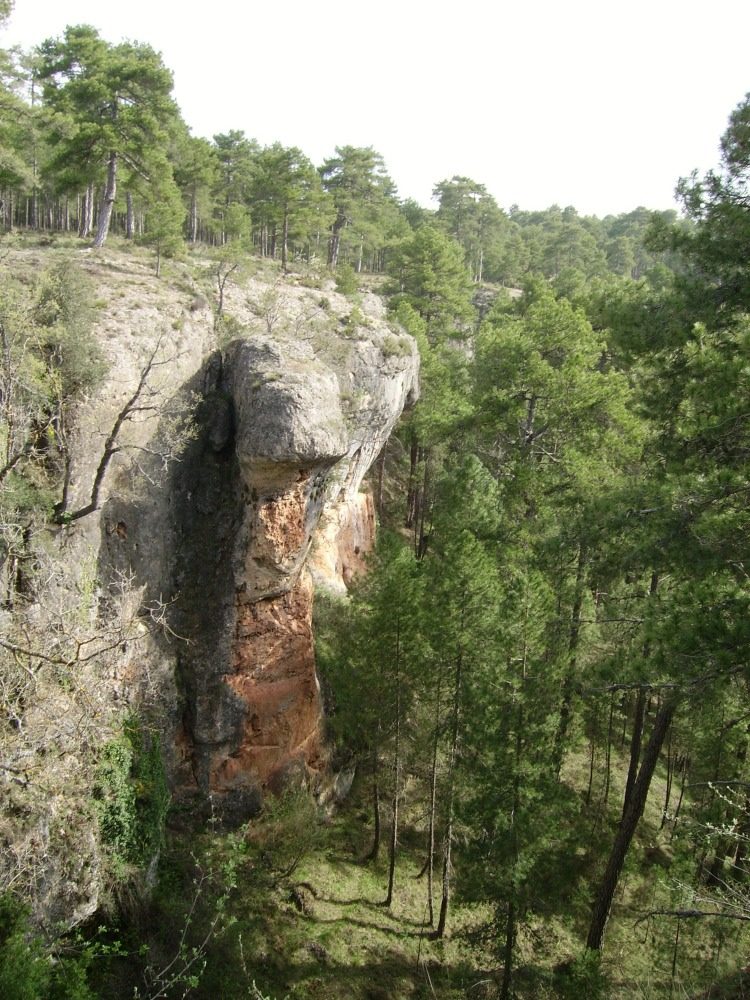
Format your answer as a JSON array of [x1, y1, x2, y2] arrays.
[[90, 270, 419, 821], [1, 252, 418, 927]]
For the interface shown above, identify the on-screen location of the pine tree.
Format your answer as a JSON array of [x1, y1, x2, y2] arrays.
[[37, 25, 179, 247]]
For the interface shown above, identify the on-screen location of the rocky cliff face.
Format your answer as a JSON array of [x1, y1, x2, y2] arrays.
[[1, 251, 417, 926], [89, 266, 419, 822]]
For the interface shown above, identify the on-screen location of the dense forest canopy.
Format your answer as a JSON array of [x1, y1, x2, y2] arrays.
[[3, 2, 750, 997]]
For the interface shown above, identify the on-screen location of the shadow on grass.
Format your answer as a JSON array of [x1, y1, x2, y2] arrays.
[[315, 892, 427, 927], [304, 911, 426, 940]]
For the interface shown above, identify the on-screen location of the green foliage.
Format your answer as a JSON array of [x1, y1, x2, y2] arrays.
[[34, 260, 106, 397], [555, 951, 609, 999], [94, 716, 169, 873], [320, 145, 406, 271], [387, 224, 474, 342], [250, 142, 332, 269], [0, 894, 49, 1000], [139, 169, 187, 274], [334, 262, 358, 295], [0, 895, 98, 1000], [245, 786, 324, 881], [434, 174, 511, 282], [37, 25, 179, 245]]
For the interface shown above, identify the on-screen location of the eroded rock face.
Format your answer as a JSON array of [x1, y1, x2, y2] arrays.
[[219, 572, 320, 791], [2, 255, 417, 929], [163, 314, 419, 820]]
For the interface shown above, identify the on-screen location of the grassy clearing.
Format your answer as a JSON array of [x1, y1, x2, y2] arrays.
[[143, 798, 494, 1000], [93, 742, 750, 1000]]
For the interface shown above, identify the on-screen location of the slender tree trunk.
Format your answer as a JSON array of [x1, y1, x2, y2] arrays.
[[416, 451, 431, 559], [500, 900, 516, 1000], [555, 545, 587, 774], [125, 191, 134, 239], [604, 692, 614, 806], [669, 756, 689, 843], [406, 436, 419, 528], [661, 726, 674, 830], [375, 442, 387, 521], [384, 630, 401, 907], [79, 184, 94, 238], [93, 152, 118, 248], [189, 188, 198, 243], [623, 687, 647, 815], [366, 744, 381, 862], [426, 669, 443, 927], [586, 698, 677, 951], [670, 917, 681, 998], [434, 641, 464, 939], [623, 574, 659, 814], [281, 210, 289, 271], [586, 731, 596, 805], [328, 212, 345, 267]]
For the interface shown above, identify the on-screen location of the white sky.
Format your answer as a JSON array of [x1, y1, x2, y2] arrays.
[[4, 0, 749, 217]]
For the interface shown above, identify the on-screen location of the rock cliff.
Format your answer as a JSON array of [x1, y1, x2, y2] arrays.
[[86, 261, 419, 821], [1, 249, 417, 927]]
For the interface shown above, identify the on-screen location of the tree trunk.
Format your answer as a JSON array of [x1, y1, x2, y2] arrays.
[[365, 745, 381, 863], [405, 436, 419, 528], [586, 730, 596, 805], [623, 687, 647, 815], [586, 698, 677, 951], [375, 442, 387, 521], [416, 452, 431, 559], [661, 726, 674, 830], [281, 210, 289, 272], [79, 184, 94, 238], [328, 212, 346, 267], [555, 545, 587, 774], [623, 574, 659, 814], [669, 756, 689, 842], [93, 152, 117, 248], [384, 673, 401, 907], [603, 692, 614, 806], [189, 188, 198, 243], [434, 643, 463, 939], [125, 191, 134, 239], [426, 669, 443, 927], [500, 900, 516, 1000]]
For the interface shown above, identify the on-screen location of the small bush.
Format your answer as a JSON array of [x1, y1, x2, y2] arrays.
[[94, 716, 169, 874], [334, 264, 358, 296], [554, 951, 609, 999], [245, 787, 324, 880], [0, 894, 49, 1000], [381, 333, 411, 358]]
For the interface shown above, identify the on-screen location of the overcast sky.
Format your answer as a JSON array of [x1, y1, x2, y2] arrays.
[[4, 0, 749, 217]]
